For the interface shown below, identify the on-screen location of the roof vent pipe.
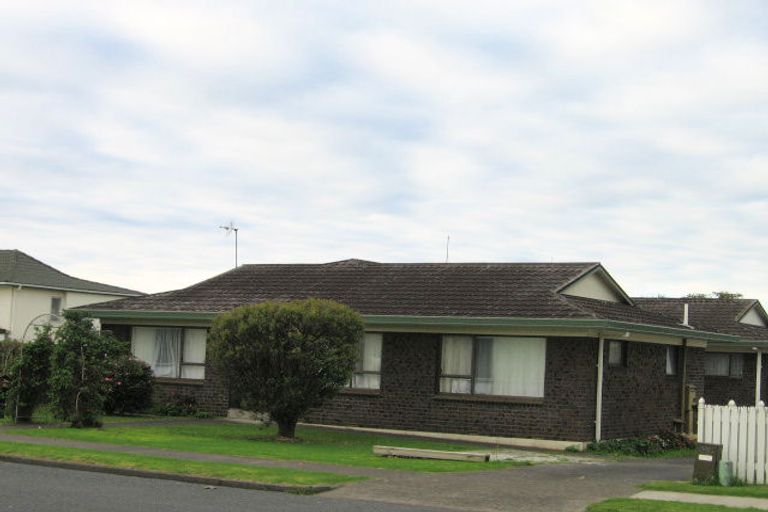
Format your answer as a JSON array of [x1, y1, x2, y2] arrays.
[[683, 303, 690, 326]]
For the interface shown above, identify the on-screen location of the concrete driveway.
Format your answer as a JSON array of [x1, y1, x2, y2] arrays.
[[324, 456, 692, 512]]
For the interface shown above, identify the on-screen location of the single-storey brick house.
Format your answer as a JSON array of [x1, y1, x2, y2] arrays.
[[78, 259, 742, 447], [635, 298, 768, 407]]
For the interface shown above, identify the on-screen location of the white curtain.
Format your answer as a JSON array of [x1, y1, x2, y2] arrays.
[[440, 335, 472, 393], [730, 354, 744, 377], [352, 333, 382, 389], [153, 328, 181, 378], [706, 353, 730, 376], [131, 327, 155, 366], [183, 329, 207, 364], [666, 347, 676, 375], [485, 337, 546, 397]]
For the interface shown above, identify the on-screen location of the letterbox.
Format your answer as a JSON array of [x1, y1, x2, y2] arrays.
[[693, 443, 723, 484]]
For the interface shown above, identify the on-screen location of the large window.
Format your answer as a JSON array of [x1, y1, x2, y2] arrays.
[[440, 335, 546, 398], [350, 333, 382, 389], [131, 327, 206, 379], [705, 353, 744, 378]]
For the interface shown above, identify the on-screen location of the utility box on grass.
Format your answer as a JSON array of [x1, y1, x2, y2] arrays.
[[693, 443, 723, 484]]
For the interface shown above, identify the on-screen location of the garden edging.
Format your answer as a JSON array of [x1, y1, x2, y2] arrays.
[[0, 454, 335, 495]]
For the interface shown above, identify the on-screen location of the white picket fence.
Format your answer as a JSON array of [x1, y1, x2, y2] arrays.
[[698, 398, 768, 484]]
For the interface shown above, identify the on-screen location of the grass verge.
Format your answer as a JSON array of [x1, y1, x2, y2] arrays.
[[587, 498, 763, 511], [642, 480, 768, 499], [8, 423, 528, 472], [0, 440, 361, 488]]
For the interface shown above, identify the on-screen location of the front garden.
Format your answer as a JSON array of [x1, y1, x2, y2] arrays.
[[5, 420, 528, 472]]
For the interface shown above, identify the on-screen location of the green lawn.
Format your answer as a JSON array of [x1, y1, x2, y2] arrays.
[[0, 440, 360, 488], [8, 422, 527, 472], [587, 498, 763, 511], [642, 480, 768, 499]]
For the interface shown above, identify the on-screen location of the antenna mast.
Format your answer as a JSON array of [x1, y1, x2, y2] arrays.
[[219, 222, 239, 268], [445, 235, 450, 263]]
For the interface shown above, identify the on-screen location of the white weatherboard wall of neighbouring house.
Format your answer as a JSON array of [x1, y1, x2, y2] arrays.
[[0, 286, 125, 341], [0, 287, 12, 337]]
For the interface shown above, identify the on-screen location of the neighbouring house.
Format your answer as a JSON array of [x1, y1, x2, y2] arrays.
[[77, 259, 744, 447], [635, 298, 768, 407], [0, 250, 143, 341]]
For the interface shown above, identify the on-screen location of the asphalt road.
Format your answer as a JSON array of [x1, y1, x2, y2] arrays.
[[0, 462, 445, 512]]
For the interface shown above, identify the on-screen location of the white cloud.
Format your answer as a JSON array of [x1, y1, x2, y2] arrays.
[[0, 0, 766, 308]]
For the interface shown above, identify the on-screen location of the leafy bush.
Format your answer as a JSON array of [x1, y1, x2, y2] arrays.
[[151, 393, 200, 416], [4, 330, 54, 421], [48, 312, 130, 427], [587, 431, 695, 456], [208, 299, 364, 439], [103, 355, 154, 415], [0, 340, 22, 414]]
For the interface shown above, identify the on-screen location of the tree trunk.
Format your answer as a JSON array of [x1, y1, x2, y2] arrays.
[[277, 418, 297, 439]]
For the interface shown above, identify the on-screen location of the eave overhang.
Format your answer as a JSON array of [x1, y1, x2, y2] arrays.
[[81, 309, 740, 344]]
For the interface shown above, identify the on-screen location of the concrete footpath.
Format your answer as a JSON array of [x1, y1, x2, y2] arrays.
[[633, 490, 768, 510]]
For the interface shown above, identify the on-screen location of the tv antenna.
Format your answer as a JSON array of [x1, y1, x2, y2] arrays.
[[219, 222, 239, 268]]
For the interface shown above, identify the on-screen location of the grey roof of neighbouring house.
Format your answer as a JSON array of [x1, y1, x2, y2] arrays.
[[0, 250, 143, 296], [78, 259, 686, 328], [634, 297, 768, 342]]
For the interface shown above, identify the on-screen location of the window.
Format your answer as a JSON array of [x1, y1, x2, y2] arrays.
[[131, 327, 206, 379], [608, 341, 627, 367], [666, 346, 679, 376], [50, 297, 62, 316], [705, 353, 744, 377], [350, 333, 382, 389], [439, 335, 546, 398]]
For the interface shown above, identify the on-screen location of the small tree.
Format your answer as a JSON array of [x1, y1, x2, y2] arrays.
[[5, 329, 53, 421], [208, 299, 364, 439], [48, 311, 129, 427]]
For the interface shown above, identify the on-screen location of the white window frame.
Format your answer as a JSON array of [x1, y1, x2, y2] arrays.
[[131, 326, 207, 380], [349, 333, 383, 390], [439, 335, 547, 398]]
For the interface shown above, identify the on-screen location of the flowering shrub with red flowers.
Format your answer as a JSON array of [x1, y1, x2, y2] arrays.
[[103, 355, 153, 415]]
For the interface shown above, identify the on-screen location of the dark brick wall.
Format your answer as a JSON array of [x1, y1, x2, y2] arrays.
[[704, 353, 765, 406], [685, 346, 706, 434], [686, 346, 706, 400], [102, 324, 228, 416], [303, 333, 599, 441], [600, 341, 683, 439]]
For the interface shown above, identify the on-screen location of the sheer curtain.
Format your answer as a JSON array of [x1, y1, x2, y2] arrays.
[[729, 354, 744, 377], [181, 329, 207, 379], [353, 333, 382, 389], [153, 328, 181, 378], [706, 353, 730, 376], [132, 327, 155, 367], [487, 337, 545, 397], [440, 335, 472, 393]]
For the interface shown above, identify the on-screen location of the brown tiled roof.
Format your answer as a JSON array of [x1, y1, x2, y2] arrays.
[[81, 259, 683, 328], [0, 250, 142, 296], [634, 298, 768, 342]]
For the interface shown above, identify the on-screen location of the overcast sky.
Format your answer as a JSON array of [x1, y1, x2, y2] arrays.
[[1, 1, 766, 303]]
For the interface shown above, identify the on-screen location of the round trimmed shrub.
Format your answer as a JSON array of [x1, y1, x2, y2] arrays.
[[103, 355, 154, 415]]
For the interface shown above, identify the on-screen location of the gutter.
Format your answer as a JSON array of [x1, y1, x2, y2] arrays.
[[78, 310, 741, 344], [0, 282, 142, 297]]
